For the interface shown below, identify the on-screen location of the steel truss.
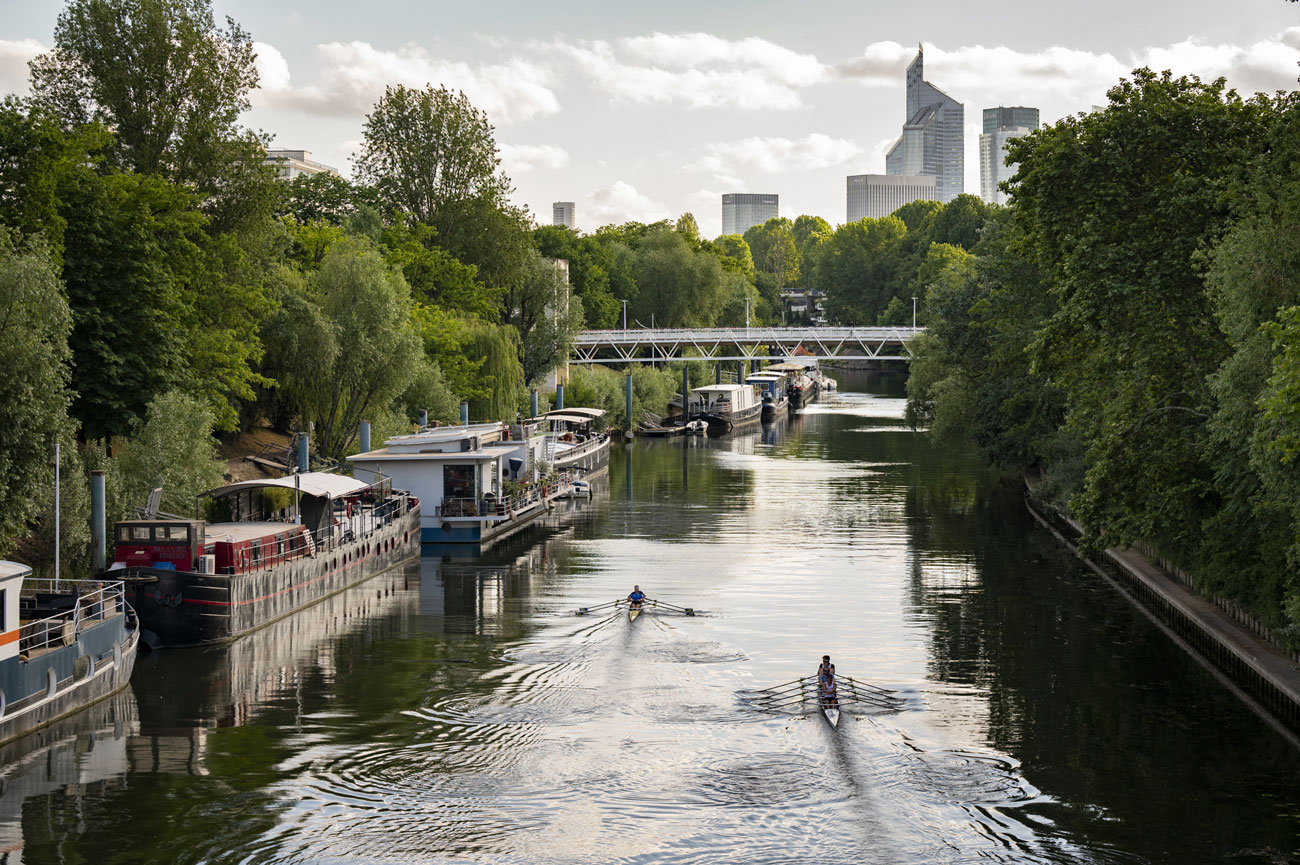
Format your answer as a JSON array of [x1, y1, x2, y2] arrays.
[[569, 326, 922, 364]]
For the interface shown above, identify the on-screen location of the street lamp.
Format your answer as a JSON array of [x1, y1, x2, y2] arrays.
[[745, 297, 751, 331], [911, 296, 917, 329], [621, 299, 628, 333]]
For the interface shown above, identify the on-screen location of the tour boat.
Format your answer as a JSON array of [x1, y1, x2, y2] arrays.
[[0, 561, 139, 746], [112, 471, 419, 648], [349, 422, 577, 552]]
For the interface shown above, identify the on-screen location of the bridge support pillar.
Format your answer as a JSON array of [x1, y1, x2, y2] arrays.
[[682, 366, 690, 417], [715, 363, 721, 385], [556, 384, 565, 411], [625, 372, 633, 431], [736, 360, 744, 383]]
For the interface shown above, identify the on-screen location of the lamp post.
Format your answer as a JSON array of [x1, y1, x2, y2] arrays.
[[745, 297, 751, 331], [621, 299, 628, 333], [911, 296, 917, 329]]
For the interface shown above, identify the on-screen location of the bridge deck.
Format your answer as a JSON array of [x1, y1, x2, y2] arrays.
[[571, 326, 923, 363]]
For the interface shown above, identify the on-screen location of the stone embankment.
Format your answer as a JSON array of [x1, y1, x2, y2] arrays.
[[1024, 472, 1300, 740]]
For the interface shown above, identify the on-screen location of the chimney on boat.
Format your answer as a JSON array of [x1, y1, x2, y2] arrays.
[[459, 402, 469, 425], [91, 470, 106, 572], [296, 432, 308, 473], [418, 409, 428, 429]]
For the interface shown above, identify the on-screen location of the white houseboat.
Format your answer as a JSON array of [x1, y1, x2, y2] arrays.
[[349, 422, 576, 551], [688, 383, 763, 435], [744, 370, 791, 422], [539, 407, 610, 472]]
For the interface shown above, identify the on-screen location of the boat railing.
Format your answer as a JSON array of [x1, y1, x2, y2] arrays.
[[223, 492, 413, 575], [436, 472, 578, 519], [18, 579, 126, 656]]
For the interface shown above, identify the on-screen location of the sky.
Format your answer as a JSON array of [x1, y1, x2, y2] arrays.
[[3, 0, 1300, 237]]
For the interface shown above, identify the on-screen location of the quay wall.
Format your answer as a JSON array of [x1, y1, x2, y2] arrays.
[[1024, 481, 1300, 737]]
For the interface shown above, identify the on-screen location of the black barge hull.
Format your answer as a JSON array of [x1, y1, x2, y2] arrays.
[[123, 508, 421, 648]]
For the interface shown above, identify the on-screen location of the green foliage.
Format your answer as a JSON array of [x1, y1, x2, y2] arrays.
[[379, 219, 497, 318], [0, 231, 75, 561], [632, 229, 726, 326], [744, 217, 800, 291], [675, 212, 701, 244], [30, 0, 276, 233], [818, 216, 907, 323], [60, 170, 204, 440], [355, 84, 511, 241], [113, 390, 225, 519], [532, 225, 620, 328], [509, 249, 584, 384], [467, 323, 525, 421], [712, 235, 755, 279], [280, 172, 380, 226]]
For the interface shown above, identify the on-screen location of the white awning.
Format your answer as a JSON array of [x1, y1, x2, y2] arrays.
[[545, 407, 606, 418], [203, 472, 370, 500], [546, 414, 599, 424]]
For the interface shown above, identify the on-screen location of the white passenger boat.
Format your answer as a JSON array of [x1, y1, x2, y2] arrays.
[[745, 370, 791, 421]]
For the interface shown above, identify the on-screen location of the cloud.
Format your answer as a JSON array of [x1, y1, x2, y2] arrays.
[[692, 133, 861, 176], [0, 39, 43, 98], [252, 40, 560, 124], [499, 143, 570, 174], [545, 33, 825, 110], [835, 32, 1300, 108], [583, 181, 671, 227]]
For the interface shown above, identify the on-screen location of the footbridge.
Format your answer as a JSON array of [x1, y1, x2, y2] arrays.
[[570, 326, 923, 364]]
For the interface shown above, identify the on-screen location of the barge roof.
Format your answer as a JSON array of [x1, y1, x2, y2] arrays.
[[204, 472, 369, 500], [205, 521, 303, 543]]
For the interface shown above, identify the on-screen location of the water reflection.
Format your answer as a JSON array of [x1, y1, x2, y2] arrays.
[[1, 369, 1299, 864]]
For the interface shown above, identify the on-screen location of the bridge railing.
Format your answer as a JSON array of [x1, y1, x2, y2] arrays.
[[570, 325, 924, 362]]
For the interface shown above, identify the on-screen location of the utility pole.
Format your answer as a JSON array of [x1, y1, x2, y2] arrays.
[[621, 299, 628, 333]]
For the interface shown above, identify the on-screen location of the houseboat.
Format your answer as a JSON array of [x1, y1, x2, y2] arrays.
[[540, 408, 610, 472], [745, 370, 791, 422], [767, 361, 821, 409], [0, 561, 138, 747], [348, 422, 577, 552], [688, 383, 763, 435], [111, 471, 419, 648]]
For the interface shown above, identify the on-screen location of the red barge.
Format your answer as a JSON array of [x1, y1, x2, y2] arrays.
[[111, 471, 419, 648]]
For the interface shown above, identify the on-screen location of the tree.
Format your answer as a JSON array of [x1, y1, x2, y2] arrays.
[[533, 225, 621, 328], [113, 390, 225, 518], [379, 219, 498, 319], [0, 231, 75, 558], [817, 216, 907, 323], [355, 84, 511, 243], [281, 172, 380, 226], [29, 0, 273, 232], [511, 250, 584, 385], [744, 217, 800, 289], [712, 235, 755, 279], [633, 230, 726, 326], [791, 214, 831, 286], [264, 241, 424, 460], [466, 324, 524, 421], [675, 212, 700, 244], [60, 170, 205, 440]]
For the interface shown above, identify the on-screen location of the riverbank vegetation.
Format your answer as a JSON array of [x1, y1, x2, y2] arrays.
[[905, 71, 1300, 644]]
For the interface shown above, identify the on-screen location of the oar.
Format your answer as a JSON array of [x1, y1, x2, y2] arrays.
[[753, 677, 812, 694], [576, 600, 622, 615], [646, 598, 695, 616], [839, 676, 895, 695]]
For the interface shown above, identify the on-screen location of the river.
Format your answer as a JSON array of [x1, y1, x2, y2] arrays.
[[4, 371, 1299, 864]]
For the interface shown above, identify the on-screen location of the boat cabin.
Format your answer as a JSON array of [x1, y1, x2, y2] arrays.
[[745, 371, 788, 402], [112, 472, 378, 576], [689, 383, 760, 416]]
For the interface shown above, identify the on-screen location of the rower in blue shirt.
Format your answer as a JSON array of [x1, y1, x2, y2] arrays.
[[817, 655, 839, 708], [627, 585, 646, 609]]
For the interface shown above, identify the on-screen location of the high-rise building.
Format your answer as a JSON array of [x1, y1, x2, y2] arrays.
[[847, 174, 938, 222], [885, 47, 964, 203], [263, 149, 339, 181], [721, 193, 779, 236], [553, 201, 575, 229], [979, 107, 1039, 204]]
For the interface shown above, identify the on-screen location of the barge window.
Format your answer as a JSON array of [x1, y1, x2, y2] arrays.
[[167, 526, 189, 541], [131, 527, 151, 541], [444, 465, 476, 499], [118, 527, 132, 542], [250, 540, 261, 563]]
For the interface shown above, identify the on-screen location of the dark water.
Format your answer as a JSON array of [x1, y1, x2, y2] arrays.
[[4, 371, 1300, 864]]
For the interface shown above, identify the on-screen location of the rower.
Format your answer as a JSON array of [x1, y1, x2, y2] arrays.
[[819, 669, 839, 709], [627, 585, 646, 609], [817, 655, 835, 680]]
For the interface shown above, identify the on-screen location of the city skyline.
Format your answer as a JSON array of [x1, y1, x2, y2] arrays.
[[4, 1, 1299, 236]]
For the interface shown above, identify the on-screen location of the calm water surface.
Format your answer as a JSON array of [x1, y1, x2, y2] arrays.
[[5, 371, 1300, 864]]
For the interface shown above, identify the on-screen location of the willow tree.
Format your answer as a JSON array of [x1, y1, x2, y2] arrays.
[[467, 324, 524, 422]]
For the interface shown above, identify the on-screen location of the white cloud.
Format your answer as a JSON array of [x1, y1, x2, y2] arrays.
[[546, 33, 825, 110], [583, 181, 671, 227], [252, 40, 560, 124], [499, 143, 570, 174], [0, 39, 43, 98], [692, 133, 861, 176], [837, 32, 1300, 108]]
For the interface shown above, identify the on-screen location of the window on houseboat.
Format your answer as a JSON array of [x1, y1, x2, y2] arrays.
[[167, 526, 189, 541], [444, 465, 476, 499], [250, 540, 261, 563], [131, 526, 150, 541]]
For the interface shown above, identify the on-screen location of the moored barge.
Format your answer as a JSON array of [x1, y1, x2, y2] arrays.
[[112, 471, 419, 648]]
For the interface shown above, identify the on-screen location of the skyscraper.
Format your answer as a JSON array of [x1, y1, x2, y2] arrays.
[[885, 47, 964, 203], [722, 193, 779, 236], [553, 202, 575, 229], [847, 174, 937, 222], [979, 107, 1039, 205]]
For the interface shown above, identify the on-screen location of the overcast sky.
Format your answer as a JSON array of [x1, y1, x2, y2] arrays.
[[4, 1, 1300, 237]]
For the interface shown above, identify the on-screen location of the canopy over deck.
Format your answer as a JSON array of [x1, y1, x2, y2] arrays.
[[202, 472, 370, 501]]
